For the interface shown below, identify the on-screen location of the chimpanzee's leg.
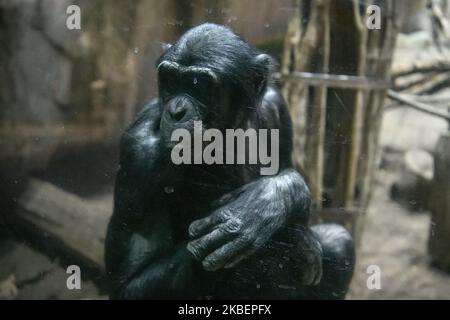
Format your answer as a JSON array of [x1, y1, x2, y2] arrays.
[[305, 224, 355, 299], [209, 223, 354, 299]]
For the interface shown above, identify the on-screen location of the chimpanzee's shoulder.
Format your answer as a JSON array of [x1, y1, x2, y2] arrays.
[[129, 99, 162, 130], [122, 99, 161, 139], [119, 99, 163, 170], [263, 85, 286, 107], [259, 85, 291, 129]]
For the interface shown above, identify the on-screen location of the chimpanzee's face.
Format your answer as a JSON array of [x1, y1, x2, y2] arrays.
[[157, 61, 232, 148]]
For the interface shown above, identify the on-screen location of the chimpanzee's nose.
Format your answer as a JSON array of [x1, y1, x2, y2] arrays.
[[168, 100, 190, 122], [168, 104, 187, 122]]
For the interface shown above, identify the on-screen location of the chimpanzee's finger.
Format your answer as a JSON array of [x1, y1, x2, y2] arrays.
[[223, 247, 258, 269], [189, 212, 224, 238], [201, 235, 253, 271], [187, 223, 237, 260]]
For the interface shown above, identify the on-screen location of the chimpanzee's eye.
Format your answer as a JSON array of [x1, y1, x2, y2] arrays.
[[158, 69, 178, 99], [184, 74, 215, 105]]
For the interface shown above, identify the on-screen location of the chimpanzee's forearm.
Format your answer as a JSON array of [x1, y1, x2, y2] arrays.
[[266, 168, 312, 225]]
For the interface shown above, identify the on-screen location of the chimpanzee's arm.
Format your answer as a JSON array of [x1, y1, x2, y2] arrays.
[[187, 168, 316, 272], [105, 188, 198, 299], [187, 87, 323, 283], [105, 100, 198, 299]]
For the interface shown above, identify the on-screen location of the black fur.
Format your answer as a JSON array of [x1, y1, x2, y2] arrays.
[[105, 23, 354, 299]]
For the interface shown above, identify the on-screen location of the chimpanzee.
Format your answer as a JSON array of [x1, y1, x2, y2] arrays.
[[105, 23, 354, 300]]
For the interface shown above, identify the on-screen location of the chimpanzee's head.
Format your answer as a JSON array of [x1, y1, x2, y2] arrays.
[[157, 23, 272, 147]]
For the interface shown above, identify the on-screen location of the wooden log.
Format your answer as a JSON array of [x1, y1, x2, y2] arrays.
[[428, 134, 450, 271], [14, 178, 111, 272]]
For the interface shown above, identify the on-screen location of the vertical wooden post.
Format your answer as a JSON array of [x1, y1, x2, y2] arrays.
[[282, 0, 331, 209], [282, 0, 399, 241], [428, 134, 450, 270]]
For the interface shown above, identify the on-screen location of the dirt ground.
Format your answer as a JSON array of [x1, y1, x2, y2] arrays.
[[0, 239, 104, 299], [348, 169, 450, 299]]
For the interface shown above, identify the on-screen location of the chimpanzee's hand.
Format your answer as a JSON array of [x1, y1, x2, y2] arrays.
[[187, 177, 293, 271]]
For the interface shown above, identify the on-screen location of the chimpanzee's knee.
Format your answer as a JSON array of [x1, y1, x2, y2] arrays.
[[307, 224, 355, 299]]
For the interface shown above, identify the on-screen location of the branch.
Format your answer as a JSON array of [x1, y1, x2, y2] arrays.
[[386, 89, 450, 121], [392, 61, 450, 78]]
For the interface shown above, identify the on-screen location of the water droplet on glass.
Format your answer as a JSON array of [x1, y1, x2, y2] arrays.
[[164, 186, 174, 194], [227, 16, 237, 23]]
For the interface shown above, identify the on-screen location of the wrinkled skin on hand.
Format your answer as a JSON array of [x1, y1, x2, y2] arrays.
[[187, 169, 310, 272], [188, 180, 286, 270]]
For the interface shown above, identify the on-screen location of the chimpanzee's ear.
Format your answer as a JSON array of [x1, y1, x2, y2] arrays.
[[254, 54, 272, 96], [161, 43, 172, 52]]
